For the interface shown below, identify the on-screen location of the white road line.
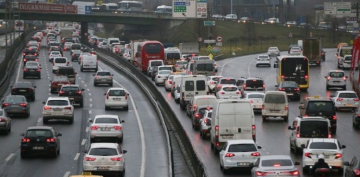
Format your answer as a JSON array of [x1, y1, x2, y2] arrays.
[[84, 84, 87, 87], [87, 88, 90, 91], [88, 93, 91, 96], [37, 118, 42, 123], [85, 127, 89, 132], [74, 153, 80, 161], [81, 139, 86, 145], [89, 98, 92, 102], [15, 58, 22, 82], [247, 60, 255, 77], [81, 80, 84, 84], [113, 79, 146, 177], [89, 103, 92, 108], [63, 171, 71, 177], [5, 153, 14, 161], [78, 77, 81, 80], [88, 110, 92, 115]]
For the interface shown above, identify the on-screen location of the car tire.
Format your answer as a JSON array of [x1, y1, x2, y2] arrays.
[[69, 117, 74, 124], [38, 75, 41, 79], [23, 75, 26, 79], [79, 102, 83, 108], [31, 96, 35, 102], [43, 118, 48, 124], [256, 65, 258, 67], [262, 116, 267, 122], [326, 85, 330, 90], [51, 150, 57, 158], [343, 86, 346, 90], [338, 168, 344, 174], [110, 83, 113, 87], [221, 164, 228, 174], [124, 106, 128, 111], [283, 116, 288, 122], [175, 99, 179, 104], [80, 67, 84, 72], [94, 83, 97, 86], [105, 106, 109, 110], [118, 137, 123, 144], [25, 112, 30, 118], [302, 167, 308, 174], [50, 89, 54, 93], [20, 152, 27, 159]]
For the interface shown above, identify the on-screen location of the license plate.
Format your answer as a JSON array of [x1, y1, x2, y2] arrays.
[[101, 79, 106, 81], [30, 70, 35, 72], [255, 105, 262, 108], [333, 81, 340, 83], [237, 162, 250, 166], [96, 166, 110, 170], [33, 146, 44, 150], [53, 108, 62, 111], [287, 93, 293, 96], [19, 90, 26, 92], [221, 136, 233, 139], [101, 127, 111, 131], [346, 104, 352, 106], [69, 98, 74, 100], [11, 108, 18, 111], [270, 110, 279, 113], [113, 98, 121, 101]]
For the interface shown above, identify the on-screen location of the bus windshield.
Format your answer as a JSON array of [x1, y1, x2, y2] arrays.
[[281, 58, 308, 85]]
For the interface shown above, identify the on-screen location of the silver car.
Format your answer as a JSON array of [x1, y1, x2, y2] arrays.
[[251, 155, 300, 177], [325, 70, 347, 90], [83, 143, 127, 176], [244, 92, 265, 112], [165, 75, 175, 91], [267, 47, 280, 56], [154, 70, 172, 86], [216, 85, 242, 99], [255, 55, 271, 67], [289, 47, 302, 55], [93, 70, 113, 86], [0, 109, 11, 135], [89, 115, 125, 143], [331, 91, 359, 111], [199, 110, 212, 139]]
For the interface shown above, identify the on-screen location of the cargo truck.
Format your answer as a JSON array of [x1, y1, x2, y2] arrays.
[[301, 38, 321, 66], [129, 40, 145, 64], [60, 27, 73, 38], [179, 42, 199, 56]]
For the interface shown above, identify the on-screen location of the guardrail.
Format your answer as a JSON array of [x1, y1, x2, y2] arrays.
[[0, 29, 39, 98], [86, 45, 208, 177]]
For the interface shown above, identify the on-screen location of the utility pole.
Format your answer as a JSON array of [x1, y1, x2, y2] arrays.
[[230, 0, 233, 14], [5, 0, 8, 54], [272, 0, 275, 18]]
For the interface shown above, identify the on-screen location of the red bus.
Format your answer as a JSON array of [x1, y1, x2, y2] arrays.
[[136, 41, 164, 72]]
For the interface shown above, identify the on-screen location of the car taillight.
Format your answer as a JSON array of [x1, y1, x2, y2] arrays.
[[210, 81, 214, 84], [252, 125, 256, 140], [294, 88, 300, 91], [249, 100, 253, 103], [168, 81, 172, 84], [85, 157, 96, 161], [66, 62, 69, 66], [37, 68, 41, 72], [110, 157, 122, 161], [335, 153, 342, 159], [157, 76, 161, 78], [256, 171, 267, 176], [336, 98, 343, 101], [279, 88, 285, 91], [305, 153, 312, 158], [333, 115, 337, 120], [59, 90, 64, 94], [44, 106, 51, 110], [46, 138, 55, 142], [23, 53, 26, 56], [354, 169, 360, 175], [19, 103, 27, 107], [328, 127, 332, 138], [236, 91, 241, 94], [106, 92, 109, 100], [225, 153, 235, 157], [91, 126, 99, 130], [23, 68, 27, 72], [251, 152, 260, 156], [261, 105, 264, 110], [344, 76, 347, 81], [195, 114, 201, 118], [285, 106, 288, 110], [204, 118, 208, 123], [215, 125, 219, 139], [22, 138, 30, 142], [77, 91, 82, 94], [35, 58, 38, 62], [125, 93, 128, 100], [0, 117, 5, 122], [219, 91, 225, 94], [289, 170, 299, 176], [23, 59, 27, 62], [263, 84, 265, 88], [281, 75, 284, 79], [2, 103, 9, 107], [64, 106, 72, 110], [113, 126, 122, 130], [296, 126, 300, 138], [305, 75, 308, 79]]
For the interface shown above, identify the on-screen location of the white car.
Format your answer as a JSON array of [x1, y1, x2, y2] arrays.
[[199, 109, 212, 139], [154, 70, 172, 86], [207, 76, 223, 93], [89, 115, 125, 144], [49, 51, 62, 62], [42, 97, 74, 124], [289, 47, 302, 55], [267, 47, 280, 56], [63, 42, 73, 51], [330, 91, 359, 111], [174, 84, 181, 104], [104, 88, 129, 111], [83, 143, 127, 176], [255, 55, 271, 67], [244, 92, 264, 112], [164, 75, 175, 91], [52, 57, 69, 73], [220, 139, 262, 174], [302, 138, 346, 174], [325, 70, 347, 90], [216, 85, 242, 99]]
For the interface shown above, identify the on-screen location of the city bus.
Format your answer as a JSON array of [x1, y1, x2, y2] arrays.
[[136, 41, 164, 72], [117, 1, 143, 13], [15, 20, 25, 32], [274, 55, 310, 91]]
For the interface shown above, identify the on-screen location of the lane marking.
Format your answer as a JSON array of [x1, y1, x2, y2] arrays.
[[87, 88, 90, 91], [81, 80, 84, 84], [15, 57, 22, 82], [81, 139, 86, 146], [88, 110, 92, 114], [73, 153, 80, 160], [63, 171, 70, 177], [248, 60, 255, 77], [5, 153, 14, 161], [85, 127, 89, 132], [89, 98, 92, 102], [89, 103, 92, 108], [88, 93, 91, 96], [84, 84, 87, 87], [78, 77, 81, 80], [37, 118, 42, 123]]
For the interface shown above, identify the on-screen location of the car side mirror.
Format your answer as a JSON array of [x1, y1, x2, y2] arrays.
[[92, 74, 95, 76], [123, 150, 127, 154], [298, 106, 303, 109], [343, 161, 350, 166], [42, 101, 46, 104], [275, 85, 278, 87], [121, 120, 125, 123], [257, 146, 262, 149], [89, 119, 93, 123], [34, 86, 37, 88], [103, 93, 106, 95], [20, 133, 25, 136], [249, 163, 254, 168], [341, 145, 346, 149], [300, 144, 305, 148], [81, 89, 85, 91], [294, 162, 300, 165], [82, 149, 88, 153], [330, 95, 334, 97], [57, 133, 62, 136]]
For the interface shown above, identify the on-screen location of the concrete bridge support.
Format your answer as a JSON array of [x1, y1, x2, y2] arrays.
[[80, 22, 88, 44]]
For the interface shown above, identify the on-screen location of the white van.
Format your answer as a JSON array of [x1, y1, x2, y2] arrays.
[[262, 91, 289, 122], [210, 99, 255, 153], [80, 54, 98, 72], [288, 116, 331, 154], [192, 60, 216, 76], [179, 75, 208, 110], [107, 38, 120, 51], [147, 60, 164, 76], [186, 95, 217, 117]]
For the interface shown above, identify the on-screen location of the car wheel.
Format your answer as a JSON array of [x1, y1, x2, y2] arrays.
[[283, 116, 288, 122], [326, 85, 330, 90], [338, 168, 344, 174], [68, 117, 74, 124], [51, 150, 57, 158], [43, 118, 48, 124], [23, 75, 26, 79], [79, 102, 83, 108], [20, 152, 27, 159], [343, 86, 347, 90], [80, 67, 84, 72], [302, 167, 308, 174], [105, 106, 109, 110], [256, 65, 258, 67], [262, 116, 267, 122], [213, 145, 219, 154], [221, 165, 228, 174], [94, 83, 97, 86], [117, 137, 123, 144], [110, 83, 113, 87], [124, 106, 128, 111], [31, 96, 35, 102], [38, 75, 41, 79], [25, 112, 30, 118]]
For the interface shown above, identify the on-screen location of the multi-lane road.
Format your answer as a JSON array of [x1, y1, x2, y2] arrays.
[[0, 36, 169, 177]]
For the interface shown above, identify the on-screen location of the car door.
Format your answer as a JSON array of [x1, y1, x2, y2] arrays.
[[187, 98, 194, 115], [345, 157, 357, 177], [290, 120, 298, 145]]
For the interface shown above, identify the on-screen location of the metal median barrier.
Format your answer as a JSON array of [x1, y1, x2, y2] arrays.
[[0, 29, 39, 98], [86, 45, 208, 177]]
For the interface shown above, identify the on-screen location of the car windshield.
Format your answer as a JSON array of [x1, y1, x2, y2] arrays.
[[281, 81, 298, 87], [95, 118, 118, 124], [261, 159, 293, 167], [220, 79, 236, 85], [264, 94, 285, 103], [212, 77, 222, 82], [159, 71, 171, 75], [5, 96, 25, 102], [338, 92, 357, 98], [26, 130, 52, 138], [309, 142, 337, 150], [307, 101, 335, 113], [248, 94, 264, 99], [258, 56, 268, 59], [299, 121, 328, 138], [97, 72, 111, 76], [89, 148, 118, 156], [245, 80, 264, 89], [344, 56, 352, 61], [109, 90, 125, 96], [330, 72, 344, 77], [55, 58, 66, 63], [228, 144, 257, 152], [47, 100, 69, 105], [14, 82, 32, 88], [159, 67, 172, 71], [62, 87, 79, 91]]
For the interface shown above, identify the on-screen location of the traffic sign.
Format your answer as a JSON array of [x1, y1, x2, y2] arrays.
[[198, 37, 202, 42], [204, 21, 215, 26], [204, 40, 216, 43], [212, 47, 220, 52], [97, 1, 102, 5], [48, 0, 53, 3], [216, 36, 222, 42], [172, 0, 196, 18], [310, 32, 313, 37], [216, 42, 222, 46], [196, 2, 207, 18], [208, 53, 213, 60], [324, 2, 351, 15], [351, 40, 354, 45], [85, 6, 92, 14], [206, 45, 212, 53]]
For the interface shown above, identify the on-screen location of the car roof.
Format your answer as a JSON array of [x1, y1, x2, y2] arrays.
[[94, 114, 119, 119], [108, 87, 125, 91], [27, 126, 53, 130], [226, 139, 256, 144], [47, 97, 69, 101], [246, 92, 264, 95], [260, 155, 292, 160], [245, 77, 263, 80], [329, 70, 344, 73], [336, 91, 356, 94], [61, 84, 80, 87], [310, 138, 337, 143], [90, 143, 118, 148], [97, 70, 110, 72], [296, 116, 330, 121], [265, 91, 285, 95]]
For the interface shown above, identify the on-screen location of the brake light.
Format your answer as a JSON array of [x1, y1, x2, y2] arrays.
[[328, 127, 332, 138], [157, 76, 161, 78], [294, 88, 300, 91], [261, 105, 264, 110], [281, 75, 284, 79], [225, 153, 235, 157], [354, 169, 360, 175], [285, 105, 288, 110], [85, 157, 96, 161], [289, 170, 299, 176], [336, 98, 343, 101], [195, 114, 200, 118], [210, 81, 214, 84], [35, 58, 38, 62], [256, 171, 267, 176], [354, 98, 360, 101], [279, 88, 285, 91], [193, 104, 197, 110], [110, 157, 122, 161], [72, 54, 75, 57], [44, 106, 51, 110], [168, 81, 172, 84], [59, 90, 64, 94], [296, 126, 300, 138], [335, 153, 342, 159], [219, 91, 225, 94], [19, 103, 27, 107], [249, 100, 253, 103], [125, 93, 128, 100], [46, 138, 55, 142], [215, 125, 219, 139], [22, 138, 30, 142], [305, 153, 312, 158], [236, 91, 241, 94], [344, 76, 347, 81], [2, 103, 9, 107], [263, 84, 265, 88], [305, 75, 308, 79], [252, 125, 256, 140], [0, 117, 5, 122], [23, 68, 27, 72], [251, 152, 260, 156], [77, 90, 82, 94], [204, 118, 208, 123], [91, 126, 99, 130], [332, 115, 337, 120], [64, 106, 72, 110], [23, 53, 26, 56], [23, 59, 27, 62]]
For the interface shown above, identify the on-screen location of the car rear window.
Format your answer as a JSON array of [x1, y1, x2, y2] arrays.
[[339, 93, 357, 98], [245, 80, 264, 88], [299, 121, 328, 138], [150, 61, 163, 66], [198, 108, 208, 114], [248, 94, 264, 99], [14, 82, 32, 88], [264, 94, 286, 103], [55, 58, 66, 63], [26, 130, 52, 137], [228, 144, 257, 152], [51, 51, 60, 55], [307, 101, 335, 113], [281, 81, 298, 87], [196, 63, 214, 71], [159, 71, 171, 75], [236, 80, 244, 86], [58, 68, 74, 75], [220, 79, 236, 85], [97, 72, 111, 76], [223, 87, 237, 91], [5, 96, 25, 102], [309, 142, 337, 150], [344, 56, 352, 61], [54, 76, 69, 81], [95, 118, 118, 124], [185, 80, 194, 91], [25, 55, 37, 59], [196, 80, 206, 91], [62, 87, 79, 91], [159, 67, 172, 71], [109, 90, 125, 96], [26, 62, 38, 66], [71, 44, 81, 50], [47, 100, 69, 105], [89, 148, 118, 156], [261, 159, 292, 167], [329, 72, 344, 77]]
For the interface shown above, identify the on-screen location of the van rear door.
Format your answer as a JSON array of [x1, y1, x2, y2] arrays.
[[264, 94, 287, 114], [195, 77, 207, 96]]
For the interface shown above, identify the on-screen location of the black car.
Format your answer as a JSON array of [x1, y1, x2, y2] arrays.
[[2, 95, 30, 118], [71, 50, 81, 61], [22, 48, 39, 58], [23, 55, 38, 65], [20, 126, 61, 158], [23, 62, 41, 79], [11, 82, 36, 101], [344, 156, 360, 177], [352, 109, 360, 129], [321, 49, 326, 61], [58, 85, 84, 107], [275, 81, 301, 100]]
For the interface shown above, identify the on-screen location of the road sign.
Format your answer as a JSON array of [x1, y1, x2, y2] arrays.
[[206, 45, 212, 53], [212, 47, 220, 52], [324, 2, 351, 15], [85, 6, 92, 14], [204, 21, 215, 26], [98, 1, 102, 5], [208, 53, 213, 60], [351, 40, 354, 45], [19, 2, 77, 14], [198, 37, 202, 42], [172, 0, 196, 18], [288, 33, 293, 38], [216, 36, 222, 42], [204, 40, 216, 43], [48, 0, 53, 3], [216, 42, 222, 46], [196, 2, 207, 18], [310, 32, 313, 37]]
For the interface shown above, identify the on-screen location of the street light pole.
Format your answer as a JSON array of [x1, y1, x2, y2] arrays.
[[272, 0, 275, 18], [230, 0, 233, 14], [5, 0, 8, 54]]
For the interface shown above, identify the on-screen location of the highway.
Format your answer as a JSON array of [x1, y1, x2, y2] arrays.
[[0, 32, 23, 63], [0, 36, 169, 177], [142, 49, 357, 177]]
